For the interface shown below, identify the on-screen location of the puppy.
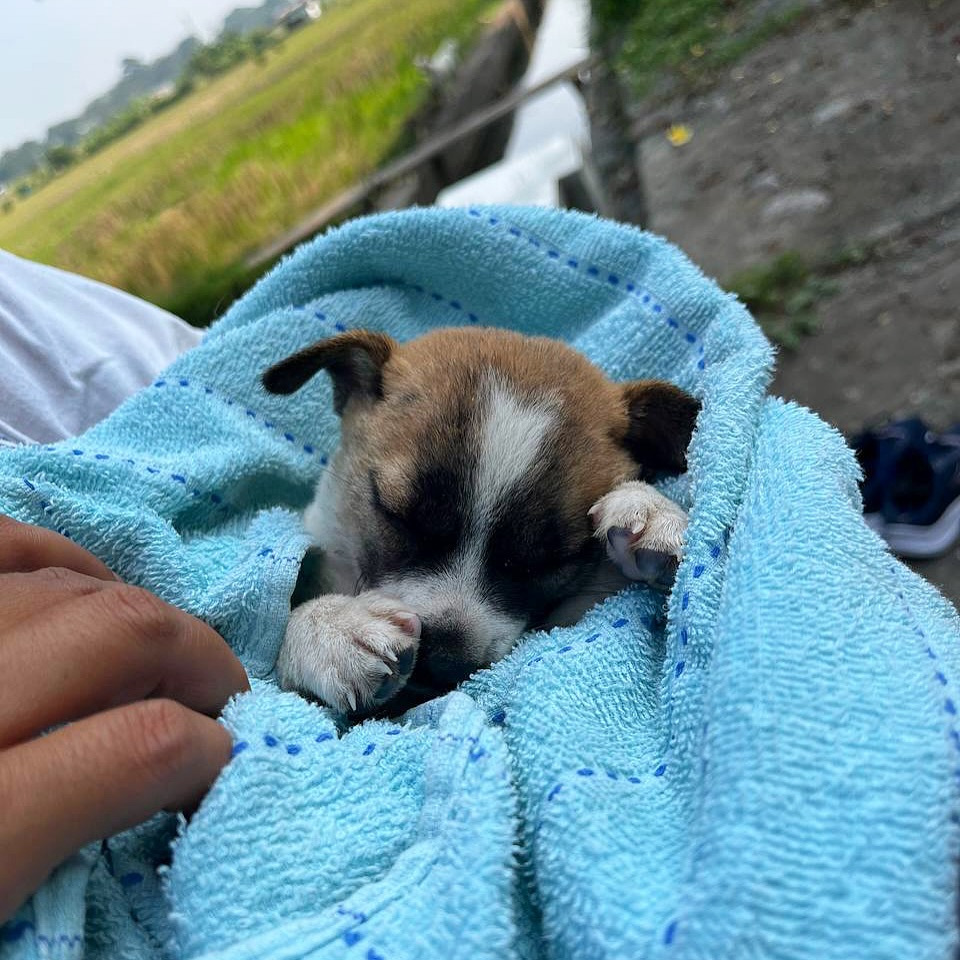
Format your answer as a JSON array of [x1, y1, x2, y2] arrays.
[[262, 327, 698, 714]]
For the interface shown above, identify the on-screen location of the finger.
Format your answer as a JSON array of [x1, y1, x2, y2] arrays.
[[0, 585, 249, 747], [0, 515, 117, 580], [0, 699, 233, 922], [0, 568, 123, 630]]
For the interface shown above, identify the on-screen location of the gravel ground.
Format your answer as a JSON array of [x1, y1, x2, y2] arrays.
[[630, 0, 960, 604]]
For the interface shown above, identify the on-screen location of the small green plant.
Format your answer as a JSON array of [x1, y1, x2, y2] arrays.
[[728, 252, 838, 350], [832, 243, 870, 269], [593, 0, 809, 99], [45, 144, 79, 173], [591, 0, 645, 29]]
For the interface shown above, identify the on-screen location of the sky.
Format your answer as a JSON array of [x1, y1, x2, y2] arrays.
[[0, 0, 250, 153]]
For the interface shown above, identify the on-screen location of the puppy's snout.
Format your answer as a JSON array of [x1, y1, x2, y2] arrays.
[[419, 619, 475, 687]]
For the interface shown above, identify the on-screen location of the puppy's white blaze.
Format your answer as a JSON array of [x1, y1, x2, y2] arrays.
[[474, 375, 556, 525]]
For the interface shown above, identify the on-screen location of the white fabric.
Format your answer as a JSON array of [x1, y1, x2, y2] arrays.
[[0, 249, 202, 445]]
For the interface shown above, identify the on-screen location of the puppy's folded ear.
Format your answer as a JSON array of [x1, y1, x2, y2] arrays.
[[262, 330, 397, 415], [619, 380, 700, 475]]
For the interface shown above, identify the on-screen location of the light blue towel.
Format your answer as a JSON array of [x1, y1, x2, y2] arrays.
[[1, 205, 959, 960]]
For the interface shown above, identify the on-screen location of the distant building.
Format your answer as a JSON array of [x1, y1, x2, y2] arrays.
[[276, 1, 322, 31]]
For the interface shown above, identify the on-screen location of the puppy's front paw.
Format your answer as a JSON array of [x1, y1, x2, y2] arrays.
[[589, 481, 688, 587], [276, 593, 421, 714]]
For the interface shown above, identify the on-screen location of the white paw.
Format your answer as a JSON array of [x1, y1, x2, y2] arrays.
[[588, 481, 688, 586], [276, 592, 421, 714]]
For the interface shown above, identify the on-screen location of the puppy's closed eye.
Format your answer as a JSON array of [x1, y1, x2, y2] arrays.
[[497, 540, 593, 580], [369, 473, 408, 529]]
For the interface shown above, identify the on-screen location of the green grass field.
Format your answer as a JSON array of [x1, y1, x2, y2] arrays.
[[0, 0, 497, 323]]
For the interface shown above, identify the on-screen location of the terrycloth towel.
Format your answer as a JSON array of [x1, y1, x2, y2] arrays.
[[1, 206, 959, 960]]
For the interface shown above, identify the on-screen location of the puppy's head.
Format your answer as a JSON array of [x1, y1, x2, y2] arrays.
[[264, 327, 698, 691]]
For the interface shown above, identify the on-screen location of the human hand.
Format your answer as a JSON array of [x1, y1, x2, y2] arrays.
[[0, 516, 249, 922]]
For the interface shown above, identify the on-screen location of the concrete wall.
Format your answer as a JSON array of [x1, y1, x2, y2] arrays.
[[380, 0, 545, 208]]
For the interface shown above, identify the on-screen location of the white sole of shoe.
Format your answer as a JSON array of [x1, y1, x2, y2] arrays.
[[864, 512, 885, 534], [880, 494, 960, 559]]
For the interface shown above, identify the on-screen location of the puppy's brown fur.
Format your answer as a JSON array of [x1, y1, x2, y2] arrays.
[[263, 327, 699, 713]]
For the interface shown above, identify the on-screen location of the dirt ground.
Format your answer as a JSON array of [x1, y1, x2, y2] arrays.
[[629, 0, 960, 604]]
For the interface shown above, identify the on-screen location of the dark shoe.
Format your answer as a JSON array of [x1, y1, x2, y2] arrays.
[[852, 419, 960, 559]]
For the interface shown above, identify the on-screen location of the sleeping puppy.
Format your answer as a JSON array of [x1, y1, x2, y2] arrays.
[[262, 327, 698, 715]]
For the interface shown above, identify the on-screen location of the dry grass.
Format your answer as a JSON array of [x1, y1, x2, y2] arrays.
[[0, 0, 497, 322]]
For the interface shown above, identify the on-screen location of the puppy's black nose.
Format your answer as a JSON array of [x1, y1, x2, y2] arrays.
[[419, 621, 474, 688]]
